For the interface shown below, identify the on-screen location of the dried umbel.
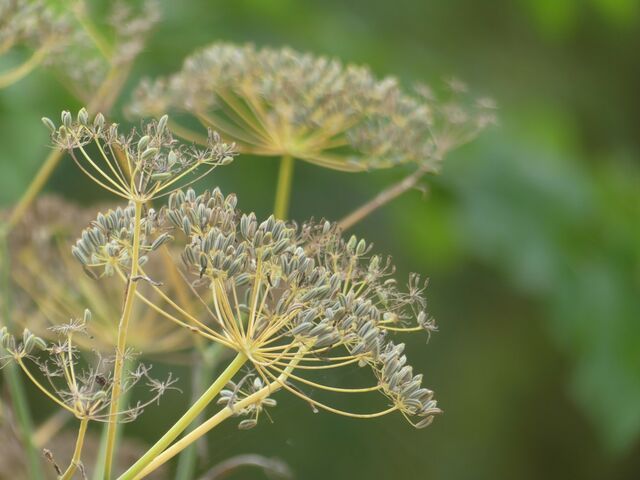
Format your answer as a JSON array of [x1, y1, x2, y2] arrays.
[[43, 109, 236, 202], [0, 0, 159, 94], [129, 42, 495, 171], [0, 314, 178, 423], [128, 187, 441, 429]]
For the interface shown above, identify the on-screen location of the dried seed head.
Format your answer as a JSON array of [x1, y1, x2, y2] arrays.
[[129, 42, 495, 172], [0, 0, 159, 92], [45, 110, 236, 201], [160, 187, 440, 429]]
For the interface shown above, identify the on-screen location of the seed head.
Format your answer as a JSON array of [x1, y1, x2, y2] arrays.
[[0, 1, 159, 94], [129, 42, 495, 172], [44, 109, 236, 201], [155, 187, 440, 428]]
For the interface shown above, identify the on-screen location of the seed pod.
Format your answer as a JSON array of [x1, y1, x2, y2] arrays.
[[77, 108, 88, 125], [157, 114, 168, 133], [93, 112, 105, 130], [41, 117, 56, 133], [61, 110, 72, 128], [151, 233, 172, 251], [238, 419, 258, 430], [138, 135, 151, 152]]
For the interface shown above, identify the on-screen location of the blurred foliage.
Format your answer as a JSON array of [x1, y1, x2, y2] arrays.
[[1, 0, 639, 479]]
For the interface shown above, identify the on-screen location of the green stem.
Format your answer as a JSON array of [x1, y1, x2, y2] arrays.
[[92, 359, 134, 480], [117, 352, 247, 480], [174, 344, 224, 480], [0, 45, 50, 89], [103, 201, 144, 479], [273, 155, 295, 219], [136, 349, 305, 478], [0, 227, 45, 480], [60, 417, 89, 480], [7, 149, 64, 229]]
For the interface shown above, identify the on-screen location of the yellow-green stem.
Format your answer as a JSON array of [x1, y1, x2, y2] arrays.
[[103, 200, 144, 479], [7, 149, 64, 229], [117, 352, 247, 480], [133, 350, 305, 479], [60, 417, 89, 480], [0, 45, 49, 88], [273, 155, 295, 219]]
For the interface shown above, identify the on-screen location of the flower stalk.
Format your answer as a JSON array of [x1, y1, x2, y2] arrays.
[[103, 200, 144, 479], [60, 417, 90, 480], [131, 348, 307, 479], [118, 352, 247, 480], [274, 154, 295, 219], [338, 164, 431, 231]]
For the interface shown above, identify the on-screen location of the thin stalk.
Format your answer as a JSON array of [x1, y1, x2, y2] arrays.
[[273, 155, 295, 219], [174, 344, 224, 480], [338, 165, 431, 231], [0, 45, 50, 88], [60, 417, 89, 480], [133, 349, 306, 479], [117, 352, 247, 480], [0, 228, 45, 480], [7, 149, 64, 229], [103, 200, 144, 479], [92, 358, 134, 480]]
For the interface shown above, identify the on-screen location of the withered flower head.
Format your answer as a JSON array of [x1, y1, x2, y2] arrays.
[[119, 187, 442, 429], [1, 313, 178, 423], [0, 0, 159, 94], [43, 109, 236, 202], [129, 42, 495, 172]]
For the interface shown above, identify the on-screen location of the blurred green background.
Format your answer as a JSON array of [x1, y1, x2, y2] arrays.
[[1, 0, 639, 479]]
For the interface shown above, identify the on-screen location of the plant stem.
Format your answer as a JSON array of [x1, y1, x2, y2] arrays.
[[117, 352, 247, 480], [103, 200, 144, 479], [133, 350, 306, 479], [0, 45, 49, 88], [60, 417, 89, 480], [92, 358, 134, 480], [6, 149, 64, 229], [273, 155, 295, 219], [0, 227, 45, 480], [175, 344, 224, 480], [338, 165, 431, 231]]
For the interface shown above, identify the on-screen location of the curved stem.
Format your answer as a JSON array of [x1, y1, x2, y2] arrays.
[[338, 165, 431, 231], [131, 349, 307, 479], [0, 45, 49, 89], [103, 200, 143, 479], [60, 417, 89, 480], [273, 155, 295, 219], [117, 352, 247, 480]]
